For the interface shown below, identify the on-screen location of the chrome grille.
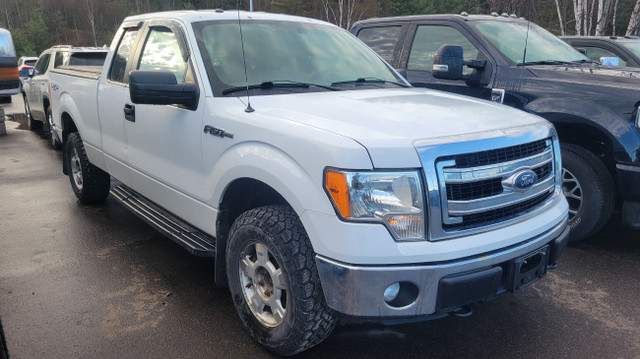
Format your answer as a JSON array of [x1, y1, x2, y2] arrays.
[[436, 138, 556, 233]]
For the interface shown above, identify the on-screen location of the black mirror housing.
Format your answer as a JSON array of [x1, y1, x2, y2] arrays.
[[129, 70, 198, 110], [577, 48, 587, 55], [432, 45, 464, 80]]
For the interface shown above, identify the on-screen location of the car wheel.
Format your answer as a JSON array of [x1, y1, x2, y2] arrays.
[[24, 96, 41, 131], [226, 205, 336, 356], [561, 144, 615, 243], [47, 108, 62, 150], [65, 132, 110, 204]]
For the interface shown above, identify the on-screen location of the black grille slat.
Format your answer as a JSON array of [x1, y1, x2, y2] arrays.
[[533, 162, 552, 180], [445, 139, 548, 169], [444, 192, 552, 231], [446, 178, 503, 201]]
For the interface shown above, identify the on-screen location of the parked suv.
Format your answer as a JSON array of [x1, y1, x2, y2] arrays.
[[21, 45, 107, 148], [561, 36, 640, 67], [352, 13, 640, 241]]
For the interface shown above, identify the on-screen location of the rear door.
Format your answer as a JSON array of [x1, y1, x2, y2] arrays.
[[28, 52, 51, 121]]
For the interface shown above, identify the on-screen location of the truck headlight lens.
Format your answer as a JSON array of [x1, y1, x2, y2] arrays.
[[325, 169, 425, 241]]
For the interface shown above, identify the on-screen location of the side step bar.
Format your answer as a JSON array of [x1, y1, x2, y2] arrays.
[[110, 185, 216, 257]]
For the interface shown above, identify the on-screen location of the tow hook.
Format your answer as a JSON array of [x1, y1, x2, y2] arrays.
[[452, 305, 473, 318]]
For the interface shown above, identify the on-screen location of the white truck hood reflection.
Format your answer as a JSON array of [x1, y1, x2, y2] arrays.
[[247, 88, 546, 168]]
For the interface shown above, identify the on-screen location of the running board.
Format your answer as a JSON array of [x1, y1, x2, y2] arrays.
[[110, 185, 216, 257]]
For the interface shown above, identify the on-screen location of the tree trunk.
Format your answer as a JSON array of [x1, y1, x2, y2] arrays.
[[555, 0, 565, 36], [613, 0, 619, 35], [627, 0, 640, 36], [596, 0, 605, 35]]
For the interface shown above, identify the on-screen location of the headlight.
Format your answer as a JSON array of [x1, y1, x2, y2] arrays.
[[636, 106, 640, 129], [325, 169, 425, 241]]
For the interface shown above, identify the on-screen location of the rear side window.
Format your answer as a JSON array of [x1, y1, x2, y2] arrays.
[[357, 26, 401, 63], [408, 25, 478, 73], [54, 51, 69, 68], [69, 52, 107, 66], [34, 54, 51, 75], [109, 29, 139, 83]]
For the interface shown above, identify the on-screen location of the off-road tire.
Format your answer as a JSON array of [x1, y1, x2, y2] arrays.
[[226, 205, 336, 356], [65, 132, 110, 204], [47, 108, 62, 149], [561, 144, 615, 243]]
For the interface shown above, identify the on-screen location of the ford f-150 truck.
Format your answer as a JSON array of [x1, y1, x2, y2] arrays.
[[352, 13, 640, 242], [50, 10, 569, 356]]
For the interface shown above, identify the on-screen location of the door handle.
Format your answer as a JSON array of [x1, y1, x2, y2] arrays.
[[124, 103, 135, 122]]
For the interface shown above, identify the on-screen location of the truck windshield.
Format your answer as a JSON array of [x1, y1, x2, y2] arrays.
[[193, 20, 404, 96], [473, 20, 589, 65]]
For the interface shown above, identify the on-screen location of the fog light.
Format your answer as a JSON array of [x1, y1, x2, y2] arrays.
[[383, 282, 401, 303]]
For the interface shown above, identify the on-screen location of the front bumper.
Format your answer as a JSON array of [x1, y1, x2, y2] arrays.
[[316, 219, 569, 318]]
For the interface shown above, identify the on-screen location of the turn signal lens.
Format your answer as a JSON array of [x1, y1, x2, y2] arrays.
[[325, 170, 350, 218], [387, 214, 424, 239]]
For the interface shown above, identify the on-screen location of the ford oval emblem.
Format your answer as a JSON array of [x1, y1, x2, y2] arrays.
[[512, 170, 538, 192]]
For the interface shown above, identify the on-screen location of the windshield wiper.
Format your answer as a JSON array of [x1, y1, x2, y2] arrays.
[[517, 60, 574, 66], [331, 77, 409, 87], [572, 59, 598, 64], [222, 80, 340, 95]]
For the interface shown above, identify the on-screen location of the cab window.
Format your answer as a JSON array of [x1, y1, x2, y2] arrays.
[[109, 29, 139, 83], [137, 26, 191, 84], [357, 26, 402, 63], [408, 25, 479, 74], [581, 46, 627, 66], [34, 54, 51, 75]]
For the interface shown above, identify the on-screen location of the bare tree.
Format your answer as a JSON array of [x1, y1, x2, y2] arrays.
[[612, 0, 619, 35], [574, 0, 586, 35], [85, 0, 98, 47], [627, 0, 640, 35], [555, 0, 565, 35]]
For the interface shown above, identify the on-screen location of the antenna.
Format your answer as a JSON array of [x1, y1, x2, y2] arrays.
[[522, 20, 531, 64], [236, 0, 254, 113]]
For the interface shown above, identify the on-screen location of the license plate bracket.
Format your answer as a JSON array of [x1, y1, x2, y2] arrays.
[[508, 245, 550, 292]]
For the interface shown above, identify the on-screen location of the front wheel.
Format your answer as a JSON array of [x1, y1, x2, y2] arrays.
[[64, 132, 110, 204], [561, 144, 615, 243], [226, 205, 336, 356]]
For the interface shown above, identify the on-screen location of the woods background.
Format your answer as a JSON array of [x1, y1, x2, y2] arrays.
[[3, 0, 640, 58]]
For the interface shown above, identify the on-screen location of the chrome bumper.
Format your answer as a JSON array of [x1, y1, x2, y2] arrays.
[[316, 218, 569, 317]]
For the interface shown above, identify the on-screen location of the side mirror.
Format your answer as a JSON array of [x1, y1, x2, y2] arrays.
[[432, 45, 464, 80], [18, 69, 30, 78], [576, 48, 587, 55], [600, 57, 620, 66], [129, 70, 198, 110]]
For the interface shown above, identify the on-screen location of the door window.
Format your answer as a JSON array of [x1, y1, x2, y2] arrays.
[[357, 26, 402, 63], [408, 25, 479, 74], [33, 54, 51, 75], [109, 29, 139, 83], [137, 27, 189, 83]]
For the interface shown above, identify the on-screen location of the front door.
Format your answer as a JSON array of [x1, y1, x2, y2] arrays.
[[403, 24, 496, 102]]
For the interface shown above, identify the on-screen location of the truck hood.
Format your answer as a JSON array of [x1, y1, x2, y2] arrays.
[[249, 88, 547, 168], [526, 63, 640, 91]]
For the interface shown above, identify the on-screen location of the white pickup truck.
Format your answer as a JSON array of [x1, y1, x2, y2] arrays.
[[50, 10, 570, 356]]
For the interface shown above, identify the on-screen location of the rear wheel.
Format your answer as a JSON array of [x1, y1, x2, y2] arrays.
[[24, 96, 41, 131], [65, 132, 110, 204], [47, 108, 62, 149], [561, 144, 615, 243], [226, 205, 336, 356]]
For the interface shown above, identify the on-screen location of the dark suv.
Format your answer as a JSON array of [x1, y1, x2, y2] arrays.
[[352, 13, 640, 242]]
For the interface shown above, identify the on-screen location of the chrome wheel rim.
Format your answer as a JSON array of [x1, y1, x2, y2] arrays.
[[239, 242, 287, 328], [70, 147, 83, 190], [562, 167, 583, 221], [24, 99, 30, 118]]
